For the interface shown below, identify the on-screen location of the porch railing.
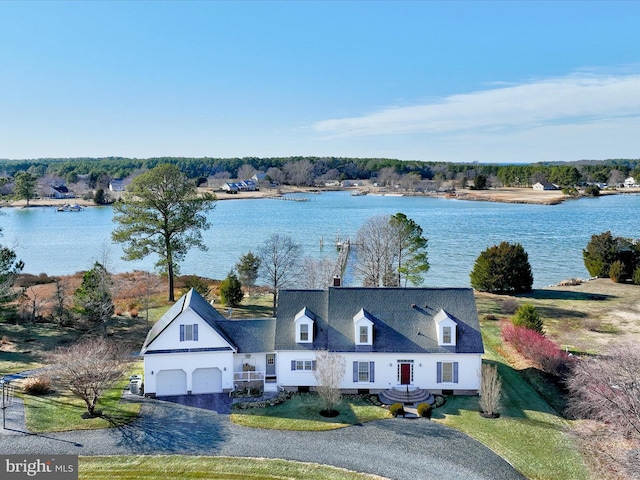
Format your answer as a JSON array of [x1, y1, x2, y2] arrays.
[[234, 371, 265, 382]]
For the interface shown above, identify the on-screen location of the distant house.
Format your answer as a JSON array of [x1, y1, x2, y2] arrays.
[[222, 180, 256, 193], [141, 287, 484, 399], [222, 182, 239, 193], [252, 172, 267, 184], [624, 177, 637, 188], [43, 184, 75, 199], [109, 179, 126, 192], [532, 182, 559, 191]]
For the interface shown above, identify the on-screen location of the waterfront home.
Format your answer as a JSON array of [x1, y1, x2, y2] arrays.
[[141, 287, 484, 400]]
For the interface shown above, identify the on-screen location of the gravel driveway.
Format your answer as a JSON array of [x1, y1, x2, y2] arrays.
[[0, 396, 525, 480]]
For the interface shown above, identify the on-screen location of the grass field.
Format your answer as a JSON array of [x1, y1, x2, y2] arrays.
[[79, 456, 387, 480]]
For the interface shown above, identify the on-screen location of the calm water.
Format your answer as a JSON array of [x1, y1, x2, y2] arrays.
[[2, 191, 639, 288]]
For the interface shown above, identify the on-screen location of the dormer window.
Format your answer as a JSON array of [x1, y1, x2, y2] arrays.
[[353, 309, 373, 346], [295, 307, 314, 343], [434, 309, 457, 346]]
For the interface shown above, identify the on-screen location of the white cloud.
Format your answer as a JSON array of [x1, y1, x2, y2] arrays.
[[311, 73, 640, 138]]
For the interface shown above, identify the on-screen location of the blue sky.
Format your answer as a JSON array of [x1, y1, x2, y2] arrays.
[[1, 1, 639, 163]]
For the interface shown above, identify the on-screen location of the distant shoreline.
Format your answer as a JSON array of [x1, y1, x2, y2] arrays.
[[4, 186, 638, 208]]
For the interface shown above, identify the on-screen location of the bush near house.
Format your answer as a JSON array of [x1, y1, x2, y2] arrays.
[[388, 402, 405, 417], [417, 402, 432, 418]]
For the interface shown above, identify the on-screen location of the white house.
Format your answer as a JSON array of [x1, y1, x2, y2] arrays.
[[141, 287, 484, 399], [624, 176, 637, 188], [532, 181, 558, 191]]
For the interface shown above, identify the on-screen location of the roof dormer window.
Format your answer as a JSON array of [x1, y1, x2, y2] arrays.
[[295, 307, 314, 343], [434, 309, 457, 346], [353, 309, 373, 346]]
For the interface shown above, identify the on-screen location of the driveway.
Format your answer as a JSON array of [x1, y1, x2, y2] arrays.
[[0, 396, 525, 480]]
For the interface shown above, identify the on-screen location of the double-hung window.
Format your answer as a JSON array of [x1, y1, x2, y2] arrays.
[[299, 324, 309, 342], [436, 361, 459, 383], [180, 324, 198, 342], [353, 361, 375, 383]]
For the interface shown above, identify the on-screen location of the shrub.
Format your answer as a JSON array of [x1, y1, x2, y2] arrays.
[[479, 363, 501, 418], [501, 321, 572, 376], [584, 185, 600, 196], [511, 303, 544, 334], [634, 266, 640, 285], [22, 376, 52, 395], [433, 395, 446, 408], [501, 298, 519, 315], [129, 308, 139, 318], [219, 271, 244, 307], [417, 402, 432, 418], [609, 260, 625, 283], [388, 402, 405, 417]]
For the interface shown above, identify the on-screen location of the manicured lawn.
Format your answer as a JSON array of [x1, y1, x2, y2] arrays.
[[231, 394, 391, 430], [79, 456, 385, 480], [23, 365, 143, 433], [432, 294, 590, 480]]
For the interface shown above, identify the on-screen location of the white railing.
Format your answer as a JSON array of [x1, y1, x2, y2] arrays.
[[234, 371, 265, 382]]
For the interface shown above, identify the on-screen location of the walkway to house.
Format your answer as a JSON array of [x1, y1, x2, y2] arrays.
[[0, 395, 525, 480]]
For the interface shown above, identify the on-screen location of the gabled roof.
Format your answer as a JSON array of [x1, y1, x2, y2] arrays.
[[141, 288, 237, 354], [275, 287, 483, 354]]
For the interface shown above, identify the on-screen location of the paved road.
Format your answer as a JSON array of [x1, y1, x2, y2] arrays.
[[0, 396, 526, 480]]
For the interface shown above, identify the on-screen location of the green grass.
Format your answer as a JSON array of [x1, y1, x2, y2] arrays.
[[431, 295, 590, 480], [231, 394, 391, 430], [79, 456, 385, 480], [23, 364, 143, 433]]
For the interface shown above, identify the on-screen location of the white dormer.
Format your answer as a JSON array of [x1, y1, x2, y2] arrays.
[[434, 309, 457, 346], [294, 307, 314, 343], [353, 308, 374, 346]]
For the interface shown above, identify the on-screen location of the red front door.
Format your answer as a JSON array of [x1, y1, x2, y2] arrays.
[[400, 363, 411, 385]]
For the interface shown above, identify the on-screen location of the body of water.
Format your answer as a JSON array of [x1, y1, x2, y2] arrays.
[[2, 191, 639, 288]]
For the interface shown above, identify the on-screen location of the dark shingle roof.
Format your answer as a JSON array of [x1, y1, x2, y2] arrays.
[[275, 287, 483, 354]]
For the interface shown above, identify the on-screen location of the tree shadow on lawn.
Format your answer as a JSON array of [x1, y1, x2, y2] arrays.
[[516, 289, 615, 302], [431, 361, 566, 422]]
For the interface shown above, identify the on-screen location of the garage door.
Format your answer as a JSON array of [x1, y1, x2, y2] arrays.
[[155, 369, 187, 396], [192, 367, 222, 394]]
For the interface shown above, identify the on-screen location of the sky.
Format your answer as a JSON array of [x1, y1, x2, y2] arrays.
[[1, 1, 639, 164]]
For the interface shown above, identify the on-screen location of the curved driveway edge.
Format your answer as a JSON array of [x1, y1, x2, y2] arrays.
[[0, 397, 525, 480]]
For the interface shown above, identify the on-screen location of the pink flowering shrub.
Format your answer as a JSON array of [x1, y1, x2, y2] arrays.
[[501, 321, 573, 376]]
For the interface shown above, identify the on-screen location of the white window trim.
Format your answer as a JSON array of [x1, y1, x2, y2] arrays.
[[353, 309, 373, 346]]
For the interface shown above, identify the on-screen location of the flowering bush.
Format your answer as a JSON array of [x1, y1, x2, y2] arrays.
[[501, 321, 572, 376]]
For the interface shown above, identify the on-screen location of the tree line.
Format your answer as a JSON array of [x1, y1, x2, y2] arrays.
[[2, 157, 640, 202]]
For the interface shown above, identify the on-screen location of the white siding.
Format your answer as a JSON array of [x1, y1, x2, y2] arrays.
[[145, 308, 234, 351], [144, 351, 234, 395], [276, 351, 482, 392]]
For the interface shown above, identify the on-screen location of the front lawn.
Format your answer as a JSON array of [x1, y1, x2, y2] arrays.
[[79, 456, 385, 480], [231, 393, 391, 430], [23, 367, 142, 433]]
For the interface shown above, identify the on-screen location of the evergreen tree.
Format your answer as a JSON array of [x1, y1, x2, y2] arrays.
[[13, 171, 38, 206], [235, 251, 261, 296], [470, 242, 533, 294], [219, 271, 244, 307], [112, 164, 216, 301], [390, 213, 430, 286], [512, 303, 544, 334], [74, 262, 114, 329]]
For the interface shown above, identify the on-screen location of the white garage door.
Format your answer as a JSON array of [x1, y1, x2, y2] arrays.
[[155, 369, 187, 396], [192, 367, 222, 394]]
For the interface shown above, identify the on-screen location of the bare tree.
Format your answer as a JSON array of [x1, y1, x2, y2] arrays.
[[313, 350, 346, 414], [51, 278, 71, 326], [479, 363, 502, 418], [566, 342, 640, 477], [283, 159, 314, 186], [300, 257, 335, 289], [237, 163, 256, 180], [354, 214, 395, 287], [258, 234, 302, 314], [47, 337, 131, 417]]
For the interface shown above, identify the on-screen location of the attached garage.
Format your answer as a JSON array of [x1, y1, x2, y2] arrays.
[[155, 369, 187, 396], [192, 367, 223, 394]]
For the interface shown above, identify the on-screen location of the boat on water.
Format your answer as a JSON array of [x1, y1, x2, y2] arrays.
[[57, 203, 83, 212]]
